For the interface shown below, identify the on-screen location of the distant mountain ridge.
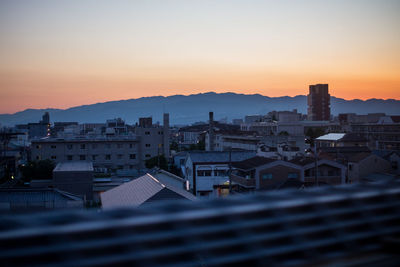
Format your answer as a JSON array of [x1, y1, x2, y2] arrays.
[[1, 92, 399, 126]]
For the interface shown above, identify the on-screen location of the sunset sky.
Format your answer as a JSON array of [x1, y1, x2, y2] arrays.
[[0, 0, 399, 114]]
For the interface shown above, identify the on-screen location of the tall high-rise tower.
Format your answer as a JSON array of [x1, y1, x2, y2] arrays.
[[307, 84, 330, 121]]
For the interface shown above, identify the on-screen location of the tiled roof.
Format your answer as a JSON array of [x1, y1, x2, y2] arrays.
[[289, 157, 316, 166], [232, 156, 276, 170], [339, 133, 368, 142], [188, 151, 256, 163], [101, 173, 196, 208], [348, 152, 373, 163]]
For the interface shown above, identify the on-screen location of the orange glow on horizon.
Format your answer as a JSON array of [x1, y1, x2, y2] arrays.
[[0, 68, 398, 114]]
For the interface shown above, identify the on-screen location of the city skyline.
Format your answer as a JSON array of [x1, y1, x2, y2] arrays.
[[1, 0, 400, 113]]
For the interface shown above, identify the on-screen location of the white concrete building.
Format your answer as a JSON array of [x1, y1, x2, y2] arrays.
[[184, 151, 256, 197]]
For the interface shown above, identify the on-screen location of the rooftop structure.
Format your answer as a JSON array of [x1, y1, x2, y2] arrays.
[[101, 173, 196, 208], [0, 188, 83, 212]]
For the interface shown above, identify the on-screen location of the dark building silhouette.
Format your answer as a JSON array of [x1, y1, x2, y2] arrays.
[[307, 84, 330, 121], [139, 117, 153, 128], [41, 112, 50, 124]]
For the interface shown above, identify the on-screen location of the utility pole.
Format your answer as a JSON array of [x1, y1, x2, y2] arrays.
[[157, 144, 160, 168], [314, 140, 319, 186]]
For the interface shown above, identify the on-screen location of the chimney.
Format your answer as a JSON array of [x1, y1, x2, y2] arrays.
[[209, 112, 214, 151]]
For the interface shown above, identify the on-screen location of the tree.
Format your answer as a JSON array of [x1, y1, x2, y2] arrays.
[[305, 128, 325, 146], [170, 141, 179, 152], [19, 159, 55, 182], [145, 155, 168, 171]]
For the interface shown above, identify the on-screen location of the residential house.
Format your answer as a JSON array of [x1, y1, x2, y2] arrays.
[[230, 156, 304, 192], [101, 173, 196, 208], [184, 151, 256, 197]]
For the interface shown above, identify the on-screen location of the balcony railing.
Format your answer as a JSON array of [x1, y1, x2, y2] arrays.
[[0, 182, 399, 266]]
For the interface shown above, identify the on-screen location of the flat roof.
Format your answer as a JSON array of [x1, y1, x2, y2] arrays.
[[53, 161, 94, 172], [316, 133, 346, 141]]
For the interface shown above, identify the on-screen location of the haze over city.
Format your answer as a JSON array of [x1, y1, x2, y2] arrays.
[[1, 0, 400, 113]]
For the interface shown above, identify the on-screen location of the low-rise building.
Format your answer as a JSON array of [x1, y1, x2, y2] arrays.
[[0, 188, 83, 212], [184, 151, 256, 197], [231, 156, 346, 192], [347, 153, 392, 183], [316, 133, 368, 148], [53, 161, 94, 200], [290, 157, 347, 185], [101, 173, 196, 208], [31, 135, 142, 171], [231, 156, 304, 192]]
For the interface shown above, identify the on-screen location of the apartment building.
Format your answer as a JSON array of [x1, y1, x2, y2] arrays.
[[31, 136, 141, 171], [31, 113, 171, 172]]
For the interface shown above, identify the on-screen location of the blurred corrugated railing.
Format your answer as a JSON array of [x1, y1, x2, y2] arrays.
[[0, 182, 400, 266]]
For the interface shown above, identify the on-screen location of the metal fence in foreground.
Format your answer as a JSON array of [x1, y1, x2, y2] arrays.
[[0, 182, 400, 266]]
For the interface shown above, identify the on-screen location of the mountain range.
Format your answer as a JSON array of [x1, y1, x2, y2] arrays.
[[1, 92, 399, 126]]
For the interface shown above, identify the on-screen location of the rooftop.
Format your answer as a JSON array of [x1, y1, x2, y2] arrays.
[[53, 161, 94, 172], [32, 135, 139, 143], [232, 156, 276, 170], [0, 188, 83, 203], [316, 133, 346, 141], [188, 151, 256, 163], [101, 173, 196, 208]]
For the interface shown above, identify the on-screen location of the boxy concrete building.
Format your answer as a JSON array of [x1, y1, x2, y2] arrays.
[[53, 161, 94, 200]]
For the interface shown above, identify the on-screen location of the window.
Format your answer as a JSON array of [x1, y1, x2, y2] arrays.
[[129, 143, 134, 148], [145, 144, 151, 147], [117, 143, 123, 149], [348, 164, 353, 171], [129, 165, 134, 169], [117, 165, 123, 170], [288, 173, 298, 179], [145, 131, 150, 135], [36, 155, 41, 160], [51, 145, 56, 149], [92, 155, 98, 161], [80, 155, 86, 160], [67, 155, 73, 160], [130, 154, 136, 159], [36, 145, 41, 149], [262, 173, 273, 180], [117, 154, 123, 159], [197, 170, 212, 177], [215, 170, 227, 177], [51, 155, 57, 160], [105, 154, 111, 160], [80, 144, 86, 149], [145, 154, 151, 158], [67, 144, 73, 150]]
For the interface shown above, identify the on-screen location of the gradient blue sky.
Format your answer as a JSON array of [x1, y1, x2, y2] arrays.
[[0, 0, 399, 113]]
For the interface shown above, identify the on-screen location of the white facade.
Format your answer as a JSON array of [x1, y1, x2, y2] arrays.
[[206, 132, 260, 152], [184, 156, 230, 198]]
